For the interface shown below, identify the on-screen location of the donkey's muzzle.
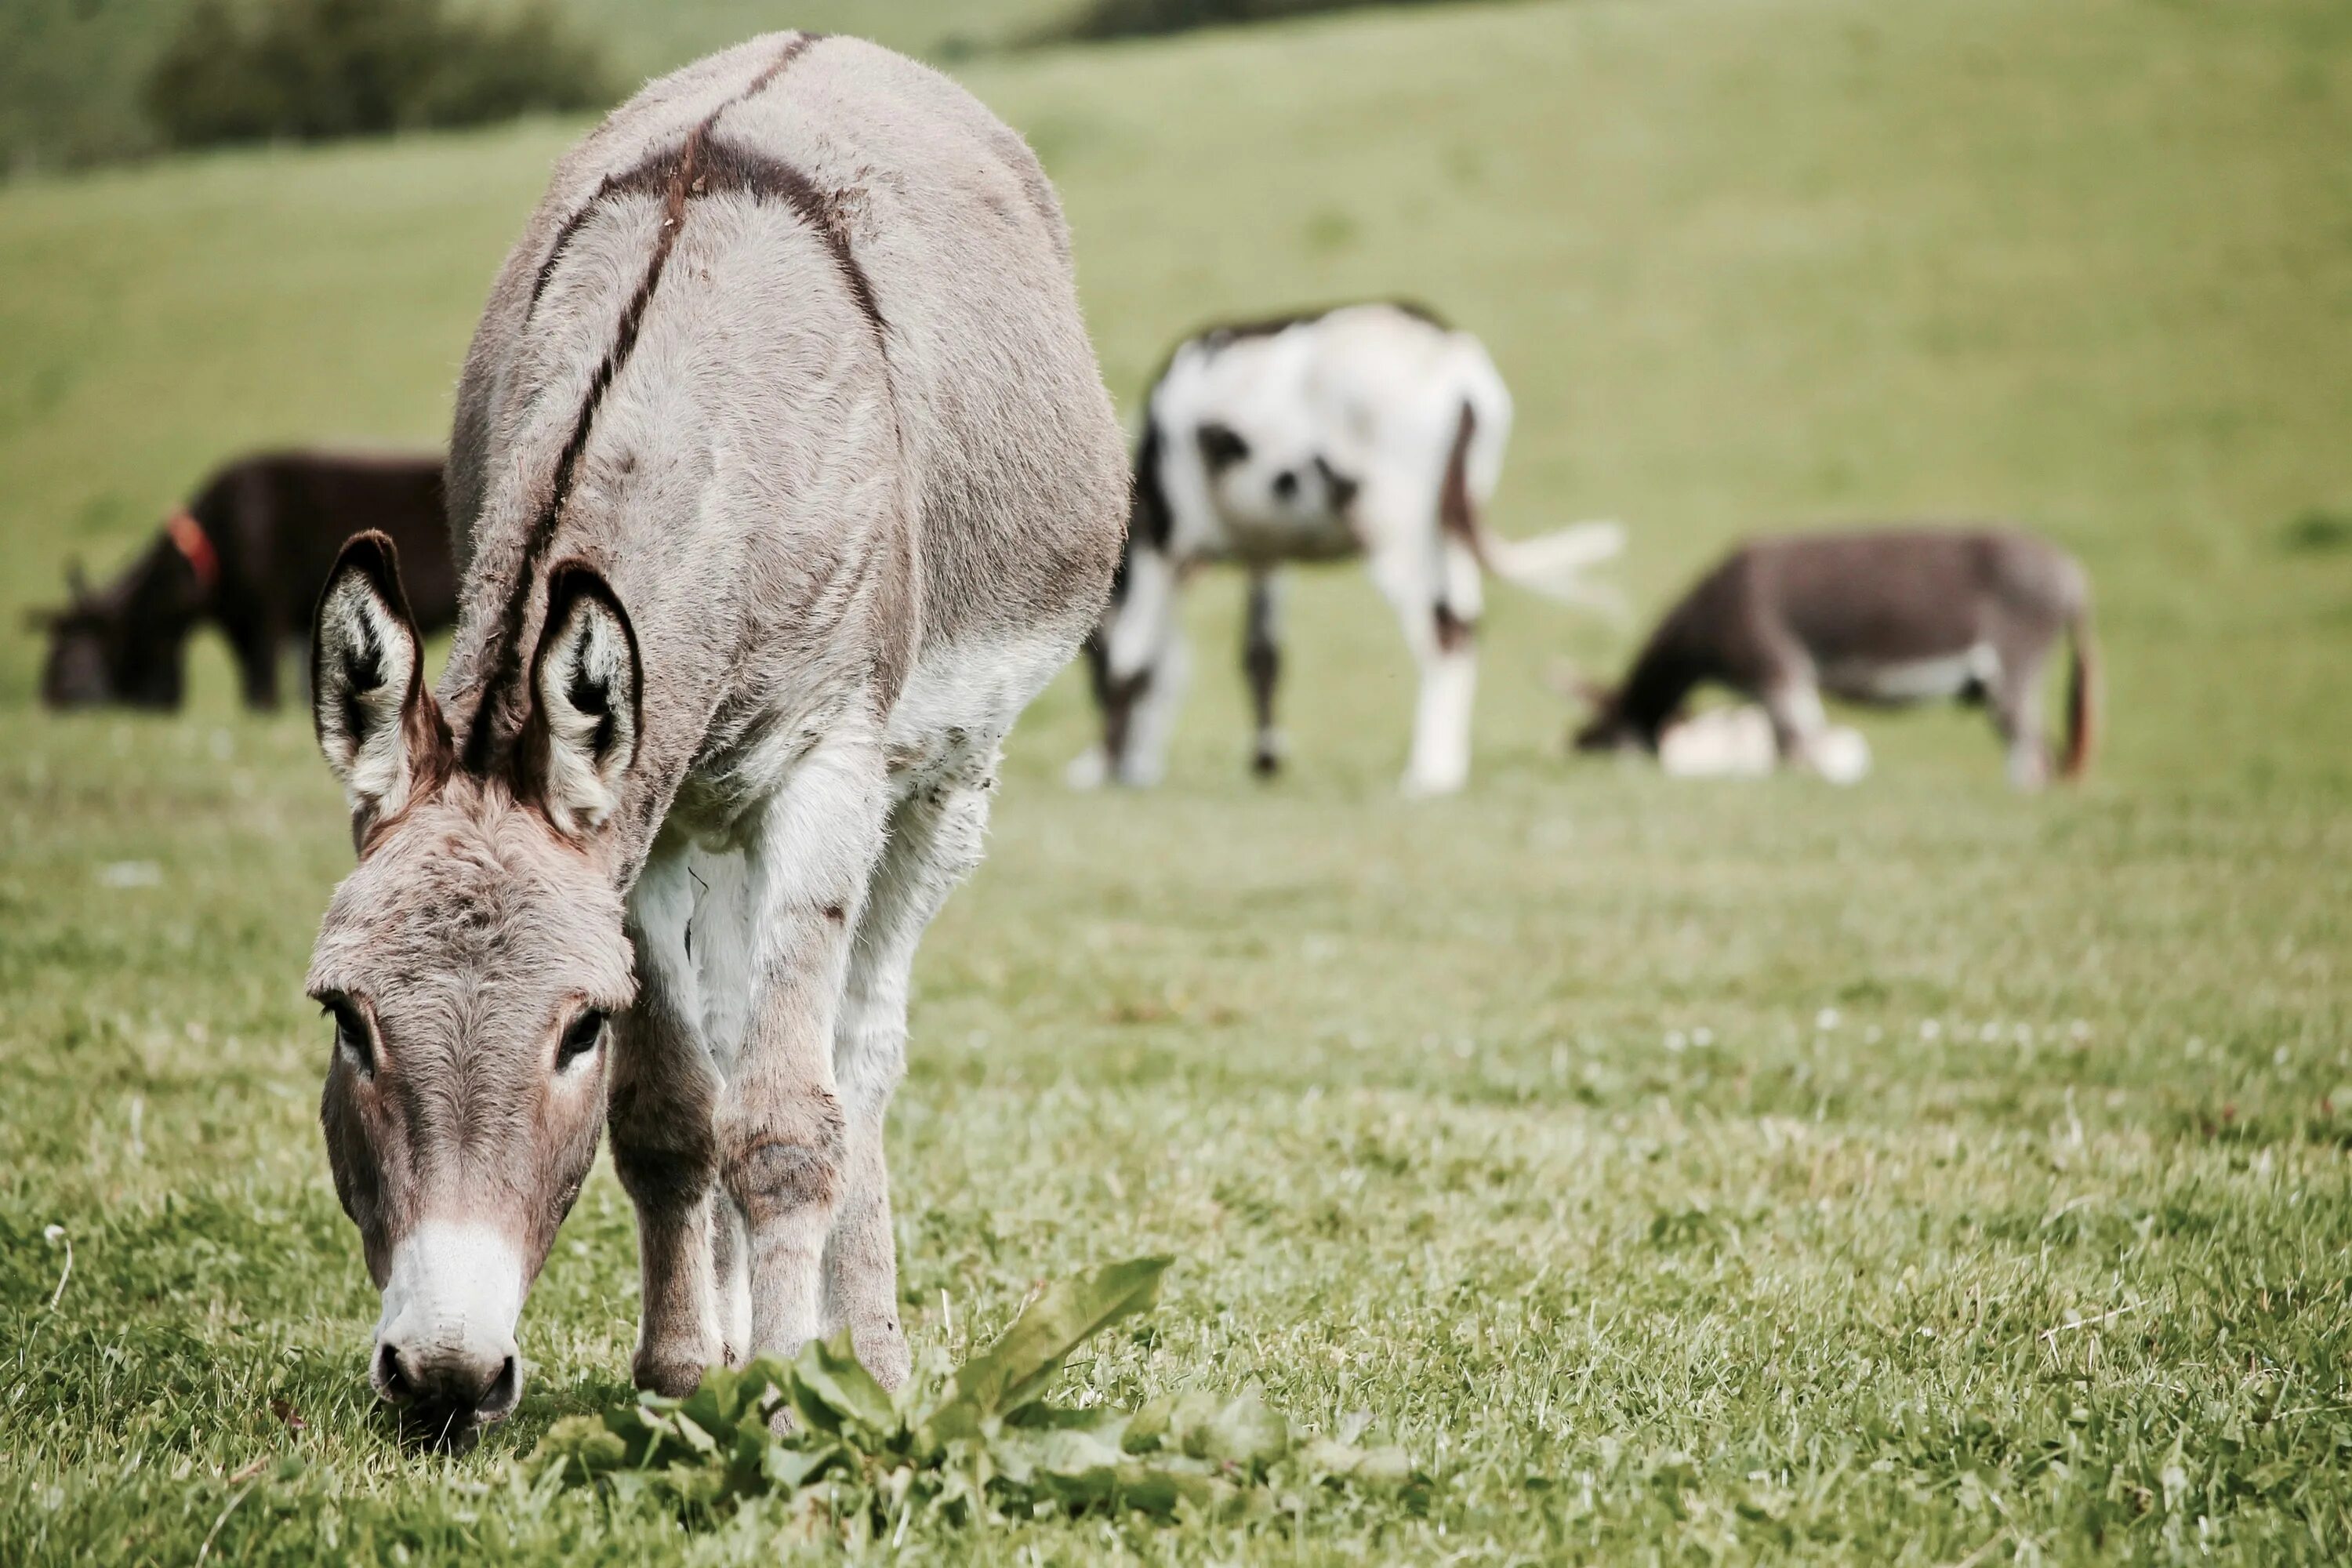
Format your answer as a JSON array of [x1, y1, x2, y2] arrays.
[[375, 1336, 521, 1443], [368, 1220, 529, 1445]]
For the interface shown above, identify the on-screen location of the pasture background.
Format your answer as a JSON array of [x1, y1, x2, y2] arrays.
[[3, 0, 2350, 1560]]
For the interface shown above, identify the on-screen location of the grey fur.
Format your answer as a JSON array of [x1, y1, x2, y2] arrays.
[[308, 33, 1124, 1441]]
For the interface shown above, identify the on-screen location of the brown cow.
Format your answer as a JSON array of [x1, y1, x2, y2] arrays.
[[1570, 526, 2098, 788], [34, 452, 456, 711]]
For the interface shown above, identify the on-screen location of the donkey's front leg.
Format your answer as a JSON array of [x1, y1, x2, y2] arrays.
[[612, 842, 726, 1396], [720, 737, 890, 1363], [824, 757, 997, 1388]]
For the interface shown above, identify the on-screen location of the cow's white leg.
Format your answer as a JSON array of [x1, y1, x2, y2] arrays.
[[1406, 640, 1477, 797], [1087, 544, 1189, 787], [718, 730, 891, 1367], [821, 747, 997, 1388], [1367, 532, 1482, 797], [1114, 626, 1189, 787], [612, 837, 727, 1395]]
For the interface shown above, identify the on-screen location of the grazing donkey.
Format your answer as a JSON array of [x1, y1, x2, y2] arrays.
[[303, 33, 1123, 1444], [1569, 526, 2098, 788], [34, 452, 455, 711], [1073, 301, 1622, 797]]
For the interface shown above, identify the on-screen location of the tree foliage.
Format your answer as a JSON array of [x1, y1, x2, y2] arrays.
[[144, 0, 612, 150]]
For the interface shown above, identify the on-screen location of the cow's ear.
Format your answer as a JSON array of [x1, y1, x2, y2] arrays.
[[523, 561, 641, 840], [312, 532, 449, 845]]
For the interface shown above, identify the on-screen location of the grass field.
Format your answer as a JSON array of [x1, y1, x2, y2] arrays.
[[4, 0, 2351, 1560]]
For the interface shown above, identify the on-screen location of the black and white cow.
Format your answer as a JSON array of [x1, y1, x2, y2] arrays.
[[1569, 525, 2099, 789], [1074, 302, 1621, 797]]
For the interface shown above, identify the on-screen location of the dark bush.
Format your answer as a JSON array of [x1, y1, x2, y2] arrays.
[[1055, 0, 1475, 42], [144, 0, 612, 150]]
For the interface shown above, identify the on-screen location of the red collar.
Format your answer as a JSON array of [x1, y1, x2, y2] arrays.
[[165, 510, 220, 590]]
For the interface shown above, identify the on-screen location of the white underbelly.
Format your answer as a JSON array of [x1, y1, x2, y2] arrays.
[[1825, 643, 1998, 703], [883, 632, 1073, 793]]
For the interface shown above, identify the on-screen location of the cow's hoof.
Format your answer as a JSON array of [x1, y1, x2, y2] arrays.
[[1399, 771, 1465, 800]]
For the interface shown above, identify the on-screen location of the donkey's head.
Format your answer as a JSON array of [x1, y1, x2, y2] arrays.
[[1553, 665, 1661, 756], [304, 532, 642, 1446], [1570, 699, 1655, 754]]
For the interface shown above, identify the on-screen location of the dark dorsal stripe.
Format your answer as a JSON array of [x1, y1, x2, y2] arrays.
[[691, 138, 885, 336], [466, 32, 876, 774], [525, 33, 825, 322]]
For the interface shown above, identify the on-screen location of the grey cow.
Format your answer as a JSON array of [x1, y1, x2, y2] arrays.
[[300, 33, 1126, 1445]]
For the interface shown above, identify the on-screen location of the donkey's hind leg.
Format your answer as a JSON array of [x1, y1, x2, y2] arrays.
[[822, 745, 999, 1388], [612, 838, 728, 1395], [1988, 643, 2053, 791]]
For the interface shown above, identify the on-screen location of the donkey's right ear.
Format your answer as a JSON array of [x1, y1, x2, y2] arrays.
[[311, 532, 449, 840]]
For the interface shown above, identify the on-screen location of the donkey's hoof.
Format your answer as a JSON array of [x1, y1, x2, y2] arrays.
[[849, 1317, 913, 1392], [633, 1346, 711, 1399]]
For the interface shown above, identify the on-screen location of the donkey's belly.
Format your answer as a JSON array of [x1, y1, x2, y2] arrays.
[[1821, 643, 1999, 706], [882, 632, 1077, 796]]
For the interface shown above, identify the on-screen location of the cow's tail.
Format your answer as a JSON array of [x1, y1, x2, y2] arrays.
[[2060, 604, 2100, 782], [1439, 398, 1625, 617], [1478, 517, 1628, 612]]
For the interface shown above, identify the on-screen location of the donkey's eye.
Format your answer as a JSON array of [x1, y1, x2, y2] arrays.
[[557, 1009, 607, 1071], [325, 999, 374, 1076]]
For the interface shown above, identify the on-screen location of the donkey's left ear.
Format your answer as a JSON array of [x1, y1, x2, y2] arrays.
[[313, 531, 450, 843], [524, 561, 641, 839]]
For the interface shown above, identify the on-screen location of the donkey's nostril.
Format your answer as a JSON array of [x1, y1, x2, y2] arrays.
[[480, 1355, 521, 1417], [375, 1341, 415, 1405]]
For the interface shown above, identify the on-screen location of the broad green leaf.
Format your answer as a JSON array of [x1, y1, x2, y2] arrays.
[[531, 1254, 1412, 1529], [929, 1256, 1170, 1440], [1114, 1463, 1219, 1518], [1166, 1390, 1227, 1458], [1123, 1394, 1174, 1454], [762, 1440, 844, 1490], [1197, 1391, 1290, 1473], [790, 1329, 898, 1437], [668, 1410, 719, 1458], [531, 1414, 626, 1482], [1041, 1425, 1129, 1478]]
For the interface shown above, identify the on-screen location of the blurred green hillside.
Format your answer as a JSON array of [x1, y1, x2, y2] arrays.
[[6, 0, 2349, 789], [2, 0, 1083, 171]]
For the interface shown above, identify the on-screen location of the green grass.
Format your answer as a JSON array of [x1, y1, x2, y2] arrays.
[[3, 0, 2351, 1559]]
